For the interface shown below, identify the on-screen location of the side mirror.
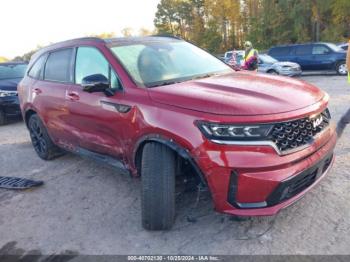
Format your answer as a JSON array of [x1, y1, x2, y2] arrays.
[[82, 74, 110, 93]]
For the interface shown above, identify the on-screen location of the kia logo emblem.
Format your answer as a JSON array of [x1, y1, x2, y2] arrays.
[[312, 115, 323, 129]]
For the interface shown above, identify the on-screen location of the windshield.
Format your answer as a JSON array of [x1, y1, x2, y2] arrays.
[[259, 54, 278, 64], [110, 40, 232, 87], [326, 43, 343, 52], [0, 64, 27, 80]]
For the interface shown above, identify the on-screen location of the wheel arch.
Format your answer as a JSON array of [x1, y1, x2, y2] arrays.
[[134, 135, 207, 186], [267, 69, 278, 74], [24, 109, 37, 128]]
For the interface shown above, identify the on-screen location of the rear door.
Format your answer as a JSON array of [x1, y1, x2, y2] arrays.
[[30, 48, 76, 148], [294, 45, 313, 70], [65, 46, 126, 159], [268, 46, 292, 62]]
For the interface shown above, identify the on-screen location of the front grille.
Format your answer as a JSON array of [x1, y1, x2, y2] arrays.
[[270, 109, 330, 153]]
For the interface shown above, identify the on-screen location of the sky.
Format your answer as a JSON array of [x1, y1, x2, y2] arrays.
[[0, 0, 160, 59]]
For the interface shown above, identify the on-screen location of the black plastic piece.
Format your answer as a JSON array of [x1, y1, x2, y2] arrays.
[[0, 177, 43, 190], [75, 147, 130, 176], [266, 152, 333, 206]]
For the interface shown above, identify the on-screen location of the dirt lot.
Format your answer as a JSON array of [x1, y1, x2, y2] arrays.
[[0, 75, 349, 255]]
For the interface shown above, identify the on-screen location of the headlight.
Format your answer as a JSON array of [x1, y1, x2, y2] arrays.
[[0, 90, 17, 97], [197, 122, 274, 141]]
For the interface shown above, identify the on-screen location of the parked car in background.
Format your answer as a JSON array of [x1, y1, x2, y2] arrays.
[[0, 62, 27, 125], [224, 50, 244, 65], [337, 43, 348, 51], [19, 36, 336, 230], [258, 54, 302, 76], [225, 52, 302, 76], [268, 43, 347, 75]]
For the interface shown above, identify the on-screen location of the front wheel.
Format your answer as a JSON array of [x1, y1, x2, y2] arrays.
[[268, 70, 279, 75], [141, 142, 176, 231], [336, 61, 348, 76], [28, 114, 64, 160]]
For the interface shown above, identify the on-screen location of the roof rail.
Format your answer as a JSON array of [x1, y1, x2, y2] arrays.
[[62, 37, 104, 43], [151, 34, 182, 40]]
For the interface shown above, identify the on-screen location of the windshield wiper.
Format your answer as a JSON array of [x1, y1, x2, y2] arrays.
[[147, 81, 181, 88], [190, 73, 220, 81]]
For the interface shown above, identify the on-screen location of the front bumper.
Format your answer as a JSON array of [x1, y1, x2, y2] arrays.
[[193, 124, 337, 217], [0, 95, 21, 116], [279, 69, 302, 77]]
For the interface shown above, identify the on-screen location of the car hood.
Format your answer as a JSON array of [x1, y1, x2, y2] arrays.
[[0, 78, 21, 91], [148, 72, 325, 116]]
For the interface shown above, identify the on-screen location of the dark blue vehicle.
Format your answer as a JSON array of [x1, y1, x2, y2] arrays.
[[0, 62, 28, 125], [268, 43, 347, 75]]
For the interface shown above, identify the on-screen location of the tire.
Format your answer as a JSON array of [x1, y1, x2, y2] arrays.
[[28, 114, 64, 160], [141, 142, 176, 230], [0, 110, 6, 126], [336, 61, 347, 76]]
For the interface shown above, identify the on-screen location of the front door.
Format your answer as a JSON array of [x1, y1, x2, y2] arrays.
[[65, 46, 126, 159], [311, 44, 334, 70]]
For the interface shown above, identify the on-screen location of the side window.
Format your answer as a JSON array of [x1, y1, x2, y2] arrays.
[[28, 54, 47, 80], [44, 49, 73, 82], [295, 45, 312, 56], [75, 47, 122, 90], [270, 47, 290, 56], [312, 45, 331, 55]]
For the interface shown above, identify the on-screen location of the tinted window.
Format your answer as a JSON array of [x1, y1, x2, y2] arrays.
[[44, 49, 73, 82], [0, 64, 27, 80], [312, 45, 331, 55], [269, 47, 291, 56], [75, 47, 122, 90], [295, 45, 312, 55], [28, 55, 47, 79]]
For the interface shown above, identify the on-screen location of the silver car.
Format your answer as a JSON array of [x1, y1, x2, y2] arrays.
[[258, 54, 302, 77]]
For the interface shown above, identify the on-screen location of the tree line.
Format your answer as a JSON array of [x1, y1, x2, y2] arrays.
[[154, 0, 350, 53]]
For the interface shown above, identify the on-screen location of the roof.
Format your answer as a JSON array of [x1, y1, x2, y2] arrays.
[[29, 35, 182, 64], [270, 42, 334, 48]]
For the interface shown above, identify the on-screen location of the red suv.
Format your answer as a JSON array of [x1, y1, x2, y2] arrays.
[[18, 36, 337, 230]]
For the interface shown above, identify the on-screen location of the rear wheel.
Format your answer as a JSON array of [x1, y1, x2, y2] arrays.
[[28, 114, 64, 160], [336, 61, 347, 76], [0, 110, 6, 126], [141, 142, 176, 231]]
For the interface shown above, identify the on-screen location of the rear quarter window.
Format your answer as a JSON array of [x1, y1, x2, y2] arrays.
[[44, 49, 73, 82], [28, 55, 47, 80]]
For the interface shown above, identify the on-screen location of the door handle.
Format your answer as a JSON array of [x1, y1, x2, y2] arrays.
[[33, 88, 42, 94], [66, 91, 80, 101]]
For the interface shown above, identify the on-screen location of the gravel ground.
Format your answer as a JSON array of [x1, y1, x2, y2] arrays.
[[0, 75, 349, 256]]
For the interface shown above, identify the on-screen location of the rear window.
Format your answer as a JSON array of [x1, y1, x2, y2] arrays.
[[269, 47, 291, 56], [44, 49, 73, 82], [295, 45, 312, 56], [0, 64, 27, 80]]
